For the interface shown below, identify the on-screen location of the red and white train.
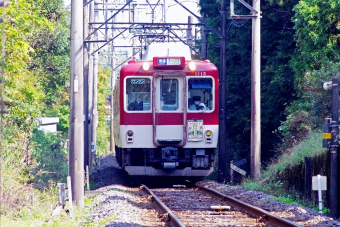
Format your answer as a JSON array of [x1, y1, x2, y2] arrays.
[[113, 42, 219, 178]]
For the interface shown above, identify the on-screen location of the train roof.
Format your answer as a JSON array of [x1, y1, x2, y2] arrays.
[[143, 42, 192, 61]]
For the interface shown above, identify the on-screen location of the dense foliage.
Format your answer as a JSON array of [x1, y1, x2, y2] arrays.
[[1, 0, 70, 218], [198, 0, 340, 168], [1, 0, 111, 221], [284, 0, 340, 140]]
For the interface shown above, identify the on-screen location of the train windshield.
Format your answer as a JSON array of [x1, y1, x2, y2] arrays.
[[160, 78, 179, 111], [126, 78, 151, 111], [188, 78, 213, 111]]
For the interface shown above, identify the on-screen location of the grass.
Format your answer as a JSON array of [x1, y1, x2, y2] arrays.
[[270, 196, 300, 206], [0, 192, 105, 227], [240, 131, 331, 214], [261, 131, 324, 179]]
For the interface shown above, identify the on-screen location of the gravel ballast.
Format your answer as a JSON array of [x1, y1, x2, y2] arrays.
[[85, 154, 171, 226], [85, 154, 340, 226], [197, 180, 340, 227]]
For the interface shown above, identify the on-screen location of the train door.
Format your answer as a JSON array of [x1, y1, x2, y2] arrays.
[[153, 74, 186, 146]]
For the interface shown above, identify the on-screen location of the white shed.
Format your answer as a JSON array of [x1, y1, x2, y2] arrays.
[[38, 117, 60, 133]]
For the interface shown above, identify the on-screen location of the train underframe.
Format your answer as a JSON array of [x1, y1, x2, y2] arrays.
[[115, 146, 216, 177]]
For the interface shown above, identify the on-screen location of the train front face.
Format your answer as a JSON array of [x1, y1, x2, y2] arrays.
[[117, 56, 219, 177]]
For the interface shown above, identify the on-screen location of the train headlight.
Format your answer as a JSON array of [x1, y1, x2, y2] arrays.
[[188, 61, 196, 71], [142, 62, 150, 71], [205, 130, 212, 143], [127, 130, 134, 137], [126, 130, 134, 143]]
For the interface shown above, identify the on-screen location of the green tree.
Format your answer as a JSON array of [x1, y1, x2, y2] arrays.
[[280, 0, 340, 141], [198, 0, 297, 163], [1, 0, 71, 215]]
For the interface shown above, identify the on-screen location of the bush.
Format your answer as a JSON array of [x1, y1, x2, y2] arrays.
[[30, 129, 68, 188]]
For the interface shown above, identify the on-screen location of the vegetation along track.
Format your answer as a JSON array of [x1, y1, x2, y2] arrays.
[[142, 184, 302, 227]]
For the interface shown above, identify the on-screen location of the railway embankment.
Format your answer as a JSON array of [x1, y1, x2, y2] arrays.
[[242, 132, 335, 217]]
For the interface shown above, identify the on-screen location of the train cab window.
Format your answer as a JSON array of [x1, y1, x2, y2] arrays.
[[188, 78, 213, 111], [160, 78, 179, 111], [126, 78, 151, 111]]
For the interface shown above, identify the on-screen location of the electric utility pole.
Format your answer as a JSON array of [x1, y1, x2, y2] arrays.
[[230, 0, 261, 179], [92, 9, 99, 159], [250, 0, 261, 180], [84, 0, 90, 169], [110, 19, 116, 152], [0, 0, 9, 205], [88, 0, 94, 168], [110, 50, 115, 152], [187, 16, 193, 55], [201, 25, 206, 60], [70, 0, 84, 207], [218, 0, 227, 183]]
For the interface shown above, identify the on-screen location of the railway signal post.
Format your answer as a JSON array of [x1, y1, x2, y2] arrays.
[[69, 0, 85, 208], [330, 77, 339, 218], [322, 77, 339, 218]]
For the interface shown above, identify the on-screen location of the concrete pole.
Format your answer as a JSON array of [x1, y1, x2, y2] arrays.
[[110, 17, 116, 152], [105, 0, 108, 40], [92, 10, 99, 159], [250, 0, 261, 179], [187, 16, 193, 55], [70, 0, 84, 208], [163, 0, 166, 23], [0, 4, 6, 204], [195, 28, 198, 42], [88, 0, 94, 168], [110, 51, 115, 152], [132, 4, 136, 60], [201, 25, 206, 59], [83, 0, 90, 169], [218, 0, 227, 183]]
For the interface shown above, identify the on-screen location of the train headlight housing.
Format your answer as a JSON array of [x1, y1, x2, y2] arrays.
[[127, 130, 134, 137], [126, 130, 134, 143], [188, 61, 196, 71], [205, 130, 212, 143], [142, 62, 150, 71]]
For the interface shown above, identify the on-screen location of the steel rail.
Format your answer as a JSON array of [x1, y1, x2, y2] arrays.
[[197, 185, 303, 227], [142, 185, 186, 227]]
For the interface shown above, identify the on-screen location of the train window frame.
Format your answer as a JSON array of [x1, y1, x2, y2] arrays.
[[160, 78, 179, 111], [124, 76, 153, 113], [187, 76, 215, 113]]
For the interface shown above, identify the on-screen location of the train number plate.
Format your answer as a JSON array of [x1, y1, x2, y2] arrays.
[[158, 58, 181, 65], [187, 120, 203, 141], [131, 79, 145, 84]]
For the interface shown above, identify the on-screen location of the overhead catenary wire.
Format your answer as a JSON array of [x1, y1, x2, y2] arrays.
[[213, 18, 250, 48]]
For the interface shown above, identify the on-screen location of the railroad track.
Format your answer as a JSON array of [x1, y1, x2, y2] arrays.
[[142, 184, 302, 227]]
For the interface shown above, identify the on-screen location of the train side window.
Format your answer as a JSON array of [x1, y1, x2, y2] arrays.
[[160, 78, 179, 111], [188, 78, 213, 111], [126, 78, 151, 111]]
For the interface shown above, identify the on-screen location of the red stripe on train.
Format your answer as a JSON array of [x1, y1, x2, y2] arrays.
[[120, 112, 218, 125]]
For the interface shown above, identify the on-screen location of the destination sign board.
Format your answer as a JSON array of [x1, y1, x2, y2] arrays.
[[157, 58, 181, 65]]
